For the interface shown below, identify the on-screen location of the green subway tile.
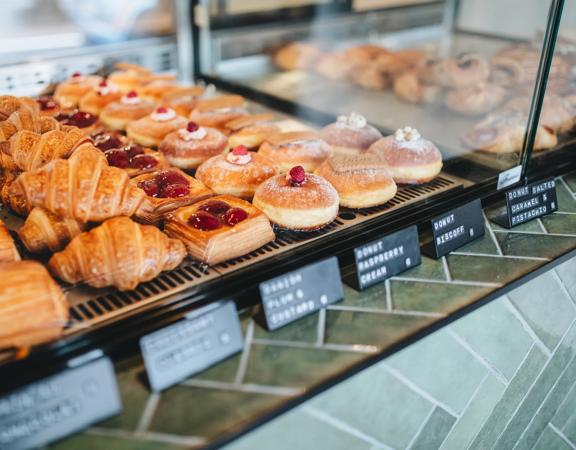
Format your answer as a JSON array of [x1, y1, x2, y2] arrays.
[[508, 272, 576, 351], [324, 309, 432, 347], [411, 407, 456, 450], [495, 232, 575, 259], [564, 173, 576, 194], [491, 217, 544, 233], [551, 382, 576, 431], [387, 329, 486, 415], [340, 282, 388, 310], [469, 347, 547, 450], [439, 375, 506, 450], [192, 353, 241, 383], [555, 259, 576, 302], [51, 433, 188, 450], [557, 182, 576, 213], [455, 228, 500, 255], [391, 280, 491, 314], [310, 366, 433, 449], [533, 426, 573, 450], [451, 300, 533, 380], [224, 409, 373, 450], [541, 213, 576, 235], [514, 355, 576, 450], [253, 312, 319, 343], [398, 255, 447, 280], [446, 254, 539, 284], [243, 344, 364, 387], [149, 386, 281, 439]]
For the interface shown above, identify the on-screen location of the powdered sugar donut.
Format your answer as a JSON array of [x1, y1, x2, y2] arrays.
[[320, 112, 382, 155]]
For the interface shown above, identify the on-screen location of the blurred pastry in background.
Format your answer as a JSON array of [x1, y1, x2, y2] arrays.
[[107, 62, 152, 92], [420, 53, 490, 88], [393, 70, 444, 104], [444, 83, 507, 116], [54, 72, 104, 108], [78, 80, 123, 116], [189, 95, 249, 130], [161, 86, 205, 117], [274, 42, 322, 71], [314, 52, 353, 81]]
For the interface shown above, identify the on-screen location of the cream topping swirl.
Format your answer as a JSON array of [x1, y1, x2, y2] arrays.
[[151, 108, 177, 122], [226, 152, 252, 165], [178, 127, 207, 141]]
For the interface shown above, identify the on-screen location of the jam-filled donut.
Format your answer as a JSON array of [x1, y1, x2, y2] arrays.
[[161, 86, 205, 117], [78, 80, 123, 116], [196, 145, 277, 199], [320, 112, 382, 155], [99, 91, 156, 131], [127, 106, 187, 148], [189, 95, 249, 130], [253, 166, 339, 230], [54, 110, 99, 136], [368, 126, 443, 184], [258, 131, 333, 173], [54, 72, 104, 108], [315, 154, 397, 208], [225, 113, 281, 149], [36, 96, 61, 117], [159, 121, 229, 169]]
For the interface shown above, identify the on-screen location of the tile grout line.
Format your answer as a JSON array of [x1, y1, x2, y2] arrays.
[[385, 279, 392, 311], [492, 229, 576, 238], [441, 256, 452, 282], [549, 423, 576, 450], [406, 405, 435, 450], [551, 317, 576, 356], [503, 296, 552, 358], [555, 211, 576, 215], [252, 338, 379, 354], [536, 218, 548, 234], [449, 251, 549, 261], [508, 342, 536, 384], [390, 276, 501, 288], [447, 329, 510, 386], [88, 427, 207, 447], [135, 392, 161, 433], [551, 269, 576, 307], [484, 216, 504, 256], [233, 320, 254, 386], [180, 378, 303, 396], [316, 308, 326, 347], [559, 176, 576, 198], [328, 304, 444, 318], [303, 405, 395, 450], [381, 364, 460, 418]]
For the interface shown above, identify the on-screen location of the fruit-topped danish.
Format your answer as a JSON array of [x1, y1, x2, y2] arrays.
[[164, 195, 275, 265], [225, 113, 281, 149], [133, 169, 212, 224], [188, 95, 249, 130], [127, 106, 187, 148], [253, 165, 339, 230], [54, 71, 104, 108], [99, 90, 156, 131], [159, 120, 229, 169], [196, 145, 276, 199], [79, 80, 123, 116], [103, 143, 170, 178], [54, 110, 99, 135], [36, 95, 61, 117]]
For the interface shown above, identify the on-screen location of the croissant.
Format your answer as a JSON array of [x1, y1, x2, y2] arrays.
[[1, 127, 89, 171], [9, 144, 145, 222], [49, 216, 186, 291], [0, 149, 18, 171], [0, 220, 20, 262], [19, 208, 87, 254], [0, 108, 59, 141], [0, 170, 29, 216], [0, 95, 38, 121], [0, 261, 68, 349]]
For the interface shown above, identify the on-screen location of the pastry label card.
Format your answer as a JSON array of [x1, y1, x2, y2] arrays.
[[260, 257, 343, 331], [0, 353, 121, 450], [428, 199, 485, 258], [141, 300, 243, 392], [492, 178, 557, 229], [350, 225, 421, 291]]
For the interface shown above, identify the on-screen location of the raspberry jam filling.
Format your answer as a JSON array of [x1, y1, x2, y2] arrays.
[[138, 170, 190, 198], [55, 110, 97, 128], [104, 145, 158, 170], [226, 145, 251, 165], [286, 165, 306, 186], [36, 95, 59, 111], [92, 132, 124, 151], [189, 201, 249, 230]]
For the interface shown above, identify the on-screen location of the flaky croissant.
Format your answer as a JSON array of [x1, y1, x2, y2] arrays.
[[0, 260, 68, 349], [0, 170, 29, 216], [19, 208, 87, 254], [0, 95, 38, 121], [0, 220, 20, 262], [49, 216, 186, 291], [1, 127, 89, 171], [9, 144, 145, 222], [0, 108, 59, 141]]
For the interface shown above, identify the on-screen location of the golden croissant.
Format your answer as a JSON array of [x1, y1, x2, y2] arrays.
[[0, 95, 38, 121], [19, 208, 87, 254], [0, 169, 29, 216], [1, 127, 89, 171], [9, 144, 145, 222], [0, 108, 59, 141], [49, 216, 186, 291], [0, 260, 68, 349], [0, 219, 20, 262]]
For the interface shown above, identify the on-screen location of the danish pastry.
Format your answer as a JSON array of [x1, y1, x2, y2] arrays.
[[36, 96, 61, 117], [320, 113, 382, 155], [54, 110, 99, 135], [127, 106, 187, 148], [104, 143, 170, 178]]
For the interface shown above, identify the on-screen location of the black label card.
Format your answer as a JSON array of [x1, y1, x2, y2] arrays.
[[0, 354, 121, 450], [492, 178, 557, 229], [141, 300, 243, 392], [259, 257, 343, 331], [350, 225, 421, 291], [427, 199, 485, 259]]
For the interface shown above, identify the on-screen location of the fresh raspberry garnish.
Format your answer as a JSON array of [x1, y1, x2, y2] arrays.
[[71, 72, 81, 78], [161, 183, 190, 198], [105, 149, 130, 168], [288, 165, 306, 186], [36, 95, 58, 111], [126, 90, 138, 98], [156, 170, 189, 188], [93, 134, 123, 151], [138, 179, 159, 197], [188, 211, 221, 231], [232, 145, 249, 156], [129, 154, 158, 170], [186, 121, 199, 133], [224, 208, 248, 226], [198, 200, 231, 216], [99, 80, 108, 87], [156, 106, 168, 114], [124, 144, 145, 158]]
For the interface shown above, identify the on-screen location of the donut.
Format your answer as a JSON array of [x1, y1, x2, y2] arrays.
[[35, 96, 61, 117], [420, 53, 490, 88], [344, 44, 389, 67], [196, 145, 277, 199], [503, 95, 576, 133], [253, 166, 339, 231], [314, 53, 353, 81], [320, 113, 382, 155], [349, 62, 390, 90], [54, 72, 104, 108], [258, 131, 333, 173], [161, 86, 205, 117], [368, 127, 443, 184], [189, 95, 249, 130], [274, 42, 322, 71], [127, 106, 187, 148], [159, 121, 228, 169], [99, 91, 156, 131], [107, 63, 152, 92], [137, 78, 181, 101], [444, 83, 507, 116], [315, 154, 397, 208], [78, 80, 123, 116], [225, 113, 281, 149]]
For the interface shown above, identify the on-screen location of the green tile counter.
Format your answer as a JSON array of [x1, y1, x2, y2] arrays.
[[49, 176, 576, 450]]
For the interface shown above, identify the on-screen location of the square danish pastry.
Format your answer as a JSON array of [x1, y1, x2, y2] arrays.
[[133, 169, 213, 224], [164, 195, 275, 265]]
